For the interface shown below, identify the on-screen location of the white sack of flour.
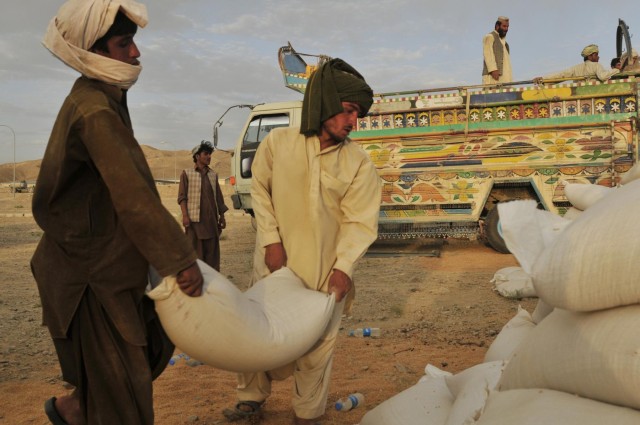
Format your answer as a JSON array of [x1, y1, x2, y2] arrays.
[[532, 178, 640, 311], [476, 389, 640, 425], [147, 260, 335, 373], [498, 306, 640, 410]]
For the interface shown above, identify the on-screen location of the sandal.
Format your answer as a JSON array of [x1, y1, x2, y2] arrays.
[[222, 400, 264, 422], [44, 397, 68, 425]]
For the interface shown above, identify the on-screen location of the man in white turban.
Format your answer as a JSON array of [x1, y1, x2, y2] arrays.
[[482, 16, 513, 85], [536, 44, 620, 83], [34, 1, 203, 423]]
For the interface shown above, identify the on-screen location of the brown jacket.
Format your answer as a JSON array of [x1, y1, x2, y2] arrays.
[[31, 77, 197, 342]]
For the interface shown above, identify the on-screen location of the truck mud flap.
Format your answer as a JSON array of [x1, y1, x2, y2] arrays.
[[231, 194, 242, 210]]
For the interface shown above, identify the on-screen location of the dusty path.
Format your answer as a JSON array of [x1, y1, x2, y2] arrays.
[[0, 187, 534, 424]]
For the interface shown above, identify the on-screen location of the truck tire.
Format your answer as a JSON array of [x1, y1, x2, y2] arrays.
[[485, 207, 510, 254]]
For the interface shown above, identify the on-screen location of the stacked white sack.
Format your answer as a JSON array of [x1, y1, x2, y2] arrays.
[[475, 178, 640, 421], [490, 266, 536, 299], [359, 364, 453, 425], [360, 362, 505, 425], [147, 260, 336, 373], [362, 175, 640, 424], [476, 389, 640, 424], [531, 179, 640, 311]]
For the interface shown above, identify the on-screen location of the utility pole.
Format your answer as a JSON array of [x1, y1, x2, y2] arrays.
[[0, 125, 16, 198]]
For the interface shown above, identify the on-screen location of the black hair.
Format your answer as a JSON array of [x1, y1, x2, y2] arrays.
[[611, 57, 621, 68], [192, 141, 214, 162], [90, 10, 137, 53]]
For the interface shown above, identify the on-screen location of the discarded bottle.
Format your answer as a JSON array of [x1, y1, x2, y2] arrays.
[[168, 353, 187, 365], [185, 358, 204, 367], [348, 327, 381, 338], [168, 353, 203, 366], [335, 393, 364, 411]]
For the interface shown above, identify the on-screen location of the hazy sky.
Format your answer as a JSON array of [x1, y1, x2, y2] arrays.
[[1, 0, 639, 164]]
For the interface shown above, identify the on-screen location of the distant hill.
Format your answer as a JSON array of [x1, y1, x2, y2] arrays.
[[0, 145, 232, 183]]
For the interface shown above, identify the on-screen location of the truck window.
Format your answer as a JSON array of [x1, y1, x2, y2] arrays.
[[242, 114, 290, 146], [240, 113, 290, 178]]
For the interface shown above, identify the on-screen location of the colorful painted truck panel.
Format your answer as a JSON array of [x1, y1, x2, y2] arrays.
[[350, 79, 638, 239]]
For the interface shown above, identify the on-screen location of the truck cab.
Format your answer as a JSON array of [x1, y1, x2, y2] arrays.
[[229, 101, 302, 216]]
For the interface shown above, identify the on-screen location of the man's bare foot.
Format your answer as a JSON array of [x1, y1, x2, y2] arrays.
[[46, 389, 85, 425]]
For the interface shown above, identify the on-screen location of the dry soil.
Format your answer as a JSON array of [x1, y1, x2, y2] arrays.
[[0, 185, 536, 425]]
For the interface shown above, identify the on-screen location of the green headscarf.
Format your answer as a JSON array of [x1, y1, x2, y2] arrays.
[[300, 58, 373, 136]]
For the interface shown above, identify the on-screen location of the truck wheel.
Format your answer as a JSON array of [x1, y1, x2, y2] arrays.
[[485, 207, 510, 254]]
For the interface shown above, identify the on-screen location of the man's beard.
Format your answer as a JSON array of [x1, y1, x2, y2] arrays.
[[498, 29, 507, 38]]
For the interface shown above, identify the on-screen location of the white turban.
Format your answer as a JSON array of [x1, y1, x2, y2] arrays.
[[621, 48, 639, 62], [581, 44, 599, 58], [43, 0, 148, 89]]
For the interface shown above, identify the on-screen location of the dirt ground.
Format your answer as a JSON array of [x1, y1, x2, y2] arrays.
[[0, 185, 536, 425]]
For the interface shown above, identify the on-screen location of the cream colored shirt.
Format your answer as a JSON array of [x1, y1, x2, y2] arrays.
[[251, 127, 381, 292], [544, 61, 619, 82], [482, 31, 512, 84]]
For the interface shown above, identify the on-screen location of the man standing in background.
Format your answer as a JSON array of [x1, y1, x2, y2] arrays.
[[178, 141, 228, 271], [482, 16, 512, 85]]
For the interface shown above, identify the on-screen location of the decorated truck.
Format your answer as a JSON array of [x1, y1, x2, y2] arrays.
[[226, 20, 640, 252]]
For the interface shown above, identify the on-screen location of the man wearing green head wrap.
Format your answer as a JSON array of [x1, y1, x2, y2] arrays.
[[300, 58, 373, 137], [223, 59, 381, 424], [536, 43, 620, 83]]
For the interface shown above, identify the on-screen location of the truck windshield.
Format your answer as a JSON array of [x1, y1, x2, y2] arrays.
[[242, 114, 290, 146]]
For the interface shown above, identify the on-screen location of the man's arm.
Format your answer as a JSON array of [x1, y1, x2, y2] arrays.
[[214, 178, 228, 231], [177, 170, 190, 228], [595, 63, 620, 81], [332, 156, 381, 279], [80, 107, 199, 288], [250, 132, 287, 271], [327, 155, 380, 301]]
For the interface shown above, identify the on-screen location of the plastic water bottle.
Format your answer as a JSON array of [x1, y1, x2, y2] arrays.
[[348, 327, 381, 338], [168, 353, 187, 365], [185, 358, 204, 367], [335, 393, 364, 411]]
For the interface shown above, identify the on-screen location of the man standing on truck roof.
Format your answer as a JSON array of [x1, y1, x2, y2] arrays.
[[536, 44, 619, 83], [178, 140, 229, 271], [33, 1, 203, 423], [482, 16, 512, 85], [223, 59, 381, 424]]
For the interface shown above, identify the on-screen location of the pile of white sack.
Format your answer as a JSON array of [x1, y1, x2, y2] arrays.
[[361, 167, 640, 424]]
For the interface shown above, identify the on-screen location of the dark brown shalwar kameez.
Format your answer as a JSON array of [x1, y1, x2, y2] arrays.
[[31, 77, 197, 424], [177, 167, 228, 271]]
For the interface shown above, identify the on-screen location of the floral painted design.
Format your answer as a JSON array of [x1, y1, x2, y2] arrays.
[[538, 106, 549, 118], [447, 180, 479, 201], [544, 138, 576, 159]]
